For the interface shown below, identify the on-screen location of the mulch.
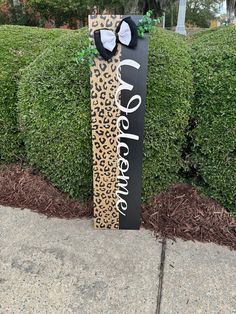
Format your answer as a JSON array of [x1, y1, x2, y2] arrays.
[[142, 183, 236, 250], [0, 164, 93, 219], [0, 164, 235, 250]]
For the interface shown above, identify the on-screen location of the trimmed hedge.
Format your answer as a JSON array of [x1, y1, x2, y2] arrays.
[[18, 27, 192, 201], [143, 28, 192, 199], [0, 25, 69, 162], [190, 26, 236, 213], [18, 28, 92, 200]]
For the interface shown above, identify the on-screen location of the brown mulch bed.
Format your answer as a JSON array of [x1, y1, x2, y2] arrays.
[[0, 164, 92, 219], [142, 183, 236, 250], [0, 164, 235, 250]]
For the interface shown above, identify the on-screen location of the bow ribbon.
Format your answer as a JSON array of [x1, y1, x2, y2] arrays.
[[94, 17, 138, 61]]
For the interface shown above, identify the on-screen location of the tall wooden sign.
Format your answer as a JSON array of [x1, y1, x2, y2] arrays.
[[89, 15, 149, 229]]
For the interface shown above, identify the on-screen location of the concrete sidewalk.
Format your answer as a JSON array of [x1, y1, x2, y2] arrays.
[[0, 206, 235, 314]]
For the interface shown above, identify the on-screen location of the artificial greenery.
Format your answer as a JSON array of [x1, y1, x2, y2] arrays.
[[137, 10, 160, 38], [74, 44, 99, 66], [18, 27, 192, 202], [0, 25, 69, 163], [188, 26, 236, 213]]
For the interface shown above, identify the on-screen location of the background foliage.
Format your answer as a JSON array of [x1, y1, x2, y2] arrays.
[[0, 0, 220, 29], [1, 0, 170, 27], [165, 0, 219, 28], [0, 0, 39, 26], [27, 0, 90, 27], [17, 27, 192, 201], [0, 25, 68, 162], [189, 26, 236, 213]]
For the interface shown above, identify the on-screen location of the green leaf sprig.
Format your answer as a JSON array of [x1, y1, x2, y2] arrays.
[[74, 46, 99, 66], [137, 10, 161, 38]]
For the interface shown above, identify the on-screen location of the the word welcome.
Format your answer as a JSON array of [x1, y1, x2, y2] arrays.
[[115, 59, 142, 216]]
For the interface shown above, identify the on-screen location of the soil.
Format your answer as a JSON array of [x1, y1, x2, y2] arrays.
[[0, 164, 235, 250]]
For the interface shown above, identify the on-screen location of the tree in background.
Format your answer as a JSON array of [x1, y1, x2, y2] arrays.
[[165, 1, 178, 28], [1, 0, 172, 27], [27, 0, 169, 26], [87, 0, 164, 16], [92, 0, 138, 14], [27, 0, 90, 27], [4, 0, 218, 29], [23, 0, 167, 27], [0, 0, 39, 25], [27, 0, 141, 28], [166, 0, 219, 28], [226, 0, 236, 21], [187, 0, 219, 28]]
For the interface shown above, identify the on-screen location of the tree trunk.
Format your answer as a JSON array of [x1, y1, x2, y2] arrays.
[[12, 0, 20, 6], [170, 3, 174, 28], [129, 0, 140, 14]]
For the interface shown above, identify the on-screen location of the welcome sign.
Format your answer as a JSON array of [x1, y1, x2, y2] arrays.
[[89, 15, 149, 230]]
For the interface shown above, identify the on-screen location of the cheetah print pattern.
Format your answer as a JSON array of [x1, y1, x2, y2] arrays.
[[89, 15, 123, 229]]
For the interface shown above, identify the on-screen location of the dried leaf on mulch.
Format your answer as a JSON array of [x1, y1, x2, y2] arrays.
[[142, 183, 236, 250], [0, 164, 92, 219]]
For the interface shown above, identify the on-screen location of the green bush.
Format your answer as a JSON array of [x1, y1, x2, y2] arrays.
[[18, 28, 92, 200], [190, 26, 236, 213], [0, 25, 69, 162], [18, 27, 192, 201], [143, 28, 192, 199]]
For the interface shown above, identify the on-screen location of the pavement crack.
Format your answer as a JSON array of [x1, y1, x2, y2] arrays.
[[155, 237, 167, 314]]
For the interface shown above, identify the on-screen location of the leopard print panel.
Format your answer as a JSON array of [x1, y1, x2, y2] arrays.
[[89, 15, 123, 229]]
